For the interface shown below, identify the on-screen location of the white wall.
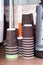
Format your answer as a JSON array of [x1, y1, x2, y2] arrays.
[[14, 4, 37, 29], [28, 0, 41, 3]]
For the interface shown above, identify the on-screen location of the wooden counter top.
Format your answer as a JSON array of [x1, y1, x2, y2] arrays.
[[0, 46, 43, 65]]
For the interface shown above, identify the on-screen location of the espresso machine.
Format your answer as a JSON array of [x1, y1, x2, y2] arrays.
[[35, 0, 43, 58]]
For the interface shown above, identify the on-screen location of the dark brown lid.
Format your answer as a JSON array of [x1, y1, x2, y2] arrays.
[[22, 13, 34, 26]]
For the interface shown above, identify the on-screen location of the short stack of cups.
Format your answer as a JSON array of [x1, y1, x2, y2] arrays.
[[5, 28, 18, 59], [22, 24, 34, 59], [17, 37, 23, 56], [17, 23, 23, 56]]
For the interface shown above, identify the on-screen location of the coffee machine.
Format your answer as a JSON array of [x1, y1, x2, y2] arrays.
[[35, 0, 43, 58]]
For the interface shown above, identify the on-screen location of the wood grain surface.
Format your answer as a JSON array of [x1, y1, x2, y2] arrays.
[[0, 46, 43, 65]]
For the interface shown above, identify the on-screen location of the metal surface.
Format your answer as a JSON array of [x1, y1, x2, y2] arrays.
[[36, 4, 43, 51]]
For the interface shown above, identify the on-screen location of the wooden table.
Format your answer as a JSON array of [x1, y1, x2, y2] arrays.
[[0, 46, 43, 65]]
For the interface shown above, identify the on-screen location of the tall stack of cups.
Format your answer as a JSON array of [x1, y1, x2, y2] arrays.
[[5, 28, 18, 59], [22, 14, 34, 36], [22, 14, 34, 26], [22, 24, 34, 59]]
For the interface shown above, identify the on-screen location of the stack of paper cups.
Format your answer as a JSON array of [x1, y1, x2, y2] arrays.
[[6, 28, 18, 59], [22, 14, 34, 36], [22, 24, 34, 59], [17, 37, 23, 56]]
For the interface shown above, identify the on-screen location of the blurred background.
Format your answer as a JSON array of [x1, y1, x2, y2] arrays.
[[4, 0, 41, 43], [4, 0, 41, 5]]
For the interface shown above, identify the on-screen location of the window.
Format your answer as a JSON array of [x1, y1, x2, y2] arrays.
[[4, 0, 41, 5]]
